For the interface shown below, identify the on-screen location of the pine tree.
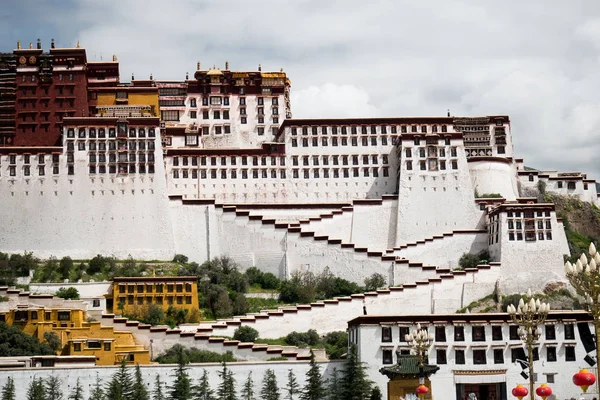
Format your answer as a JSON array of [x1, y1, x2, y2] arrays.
[[68, 378, 84, 400], [300, 351, 325, 400], [168, 346, 192, 400], [217, 363, 237, 400], [26, 378, 45, 400], [153, 375, 165, 400], [342, 344, 372, 400], [260, 369, 280, 400], [284, 370, 300, 400], [1, 377, 15, 400], [132, 364, 150, 400], [45, 375, 63, 400], [240, 372, 254, 400], [193, 369, 215, 400], [88, 373, 104, 400], [106, 359, 134, 400], [105, 376, 124, 400], [369, 387, 382, 400], [326, 368, 343, 400]]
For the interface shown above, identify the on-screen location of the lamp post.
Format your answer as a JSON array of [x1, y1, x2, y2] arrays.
[[405, 323, 434, 387], [565, 242, 600, 395], [507, 289, 550, 400]]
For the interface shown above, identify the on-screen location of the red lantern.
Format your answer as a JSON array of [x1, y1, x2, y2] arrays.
[[535, 384, 552, 400], [511, 384, 528, 400], [573, 369, 596, 392], [415, 384, 429, 398]]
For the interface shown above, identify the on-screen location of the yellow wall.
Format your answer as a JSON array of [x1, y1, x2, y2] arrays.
[[110, 278, 199, 316], [388, 378, 433, 400], [97, 92, 116, 107], [96, 90, 159, 117]]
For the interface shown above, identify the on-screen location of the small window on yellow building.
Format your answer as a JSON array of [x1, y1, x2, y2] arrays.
[[185, 296, 192, 304], [128, 286, 134, 294], [137, 298, 144, 306], [128, 296, 134, 305], [177, 297, 183, 305], [146, 285, 152, 293], [31, 311, 38, 320], [0, 314, 5, 322], [137, 285, 144, 293], [128, 354, 135, 362], [176, 285, 183, 293], [146, 297, 152, 304], [167, 296, 174, 305], [156, 285, 163, 293], [156, 297, 163, 304], [74, 343, 81, 352], [119, 285, 126, 294], [185, 284, 192, 292], [167, 285, 174, 292], [58, 311, 70, 321], [45, 312, 51, 320], [87, 341, 101, 349], [104, 342, 111, 351]]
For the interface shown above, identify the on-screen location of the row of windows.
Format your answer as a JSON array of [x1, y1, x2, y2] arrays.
[[291, 136, 393, 148], [118, 283, 193, 294], [508, 231, 553, 241], [88, 153, 155, 163], [66, 141, 156, 151], [291, 124, 451, 136], [507, 210, 551, 218], [172, 155, 286, 167], [187, 96, 279, 108], [73, 341, 111, 352], [21, 73, 75, 82], [89, 164, 155, 175], [172, 167, 391, 180], [507, 219, 552, 230], [292, 154, 389, 166], [6, 154, 58, 164], [405, 159, 458, 171], [383, 346, 576, 366], [7, 165, 57, 176], [119, 295, 193, 306], [66, 127, 156, 139], [405, 146, 457, 158], [382, 324, 573, 343]]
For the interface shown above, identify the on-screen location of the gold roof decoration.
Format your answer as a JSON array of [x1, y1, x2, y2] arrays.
[[232, 72, 249, 78], [261, 72, 286, 79], [206, 66, 223, 76]]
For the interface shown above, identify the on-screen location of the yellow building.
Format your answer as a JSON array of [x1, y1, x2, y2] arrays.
[[95, 81, 160, 117], [0, 304, 150, 365], [107, 276, 199, 316]]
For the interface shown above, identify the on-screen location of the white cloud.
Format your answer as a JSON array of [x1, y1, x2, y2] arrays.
[[39, 0, 600, 179]]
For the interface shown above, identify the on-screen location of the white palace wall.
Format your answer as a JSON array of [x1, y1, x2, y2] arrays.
[[0, 360, 344, 400], [349, 199, 398, 252], [468, 159, 519, 201]]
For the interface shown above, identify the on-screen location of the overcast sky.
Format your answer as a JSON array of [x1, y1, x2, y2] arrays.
[[2, 0, 600, 179]]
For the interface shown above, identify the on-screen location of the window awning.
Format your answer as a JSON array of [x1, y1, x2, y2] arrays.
[[453, 370, 507, 384]]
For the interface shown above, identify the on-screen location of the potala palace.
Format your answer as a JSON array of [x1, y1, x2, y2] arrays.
[[1, 41, 599, 399]]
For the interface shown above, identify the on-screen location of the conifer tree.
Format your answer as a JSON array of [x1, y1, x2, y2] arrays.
[[88, 373, 104, 400], [217, 363, 237, 400], [240, 372, 254, 400], [168, 346, 192, 400], [193, 369, 215, 400], [1, 376, 15, 400], [153, 375, 165, 400], [369, 387, 382, 400], [342, 344, 372, 400], [45, 375, 63, 400], [300, 351, 325, 400], [106, 359, 134, 400], [26, 378, 45, 400], [260, 369, 280, 400], [284, 370, 300, 400], [68, 378, 84, 400], [132, 364, 149, 400], [326, 368, 343, 400]]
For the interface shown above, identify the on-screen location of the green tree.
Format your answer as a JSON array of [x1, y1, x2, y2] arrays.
[[369, 387, 382, 400], [299, 351, 325, 400], [26, 378, 45, 400], [44, 331, 62, 352], [205, 285, 233, 319], [233, 326, 259, 343], [217, 363, 237, 400], [152, 375, 165, 400], [284, 370, 300, 400], [326, 368, 343, 400], [132, 364, 149, 400], [364, 273, 386, 291], [59, 257, 74, 280], [240, 372, 254, 400], [173, 254, 189, 264], [1, 376, 15, 400], [45, 375, 63, 400], [458, 253, 480, 270], [168, 346, 192, 400], [232, 293, 249, 315], [88, 373, 104, 400], [342, 344, 372, 400], [55, 287, 80, 300], [155, 344, 235, 364], [193, 369, 215, 400], [87, 255, 106, 275], [260, 369, 280, 400], [106, 360, 133, 400], [0, 322, 54, 356], [68, 378, 84, 400]]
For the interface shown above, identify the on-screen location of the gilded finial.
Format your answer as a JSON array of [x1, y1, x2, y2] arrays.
[[29, 42, 33, 49], [258, 64, 262, 72], [112, 54, 117, 62], [76, 40, 80, 48], [17, 40, 21, 50], [225, 61, 229, 70], [152, 268, 156, 278], [197, 61, 200, 70]]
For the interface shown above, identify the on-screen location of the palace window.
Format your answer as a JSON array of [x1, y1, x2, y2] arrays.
[[455, 349, 465, 364], [381, 326, 392, 342], [406, 161, 412, 171], [472, 326, 486, 341], [564, 324, 575, 339], [473, 349, 487, 365], [382, 350, 394, 365], [547, 346, 557, 362], [493, 349, 504, 364], [492, 326, 503, 340], [436, 349, 447, 364], [454, 326, 465, 341], [565, 346, 576, 362], [435, 326, 446, 342]]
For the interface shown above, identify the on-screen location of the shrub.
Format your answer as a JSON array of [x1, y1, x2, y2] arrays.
[[285, 329, 320, 347], [364, 273, 386, 291], [259, 272, 281, 290], [155, 344, 236, 364], [55, 287, 80, 300], [233, 326, 259, 343], [458, 253, 480, 270], [43, 331, 62, 352], [173, 254, 189, 264]]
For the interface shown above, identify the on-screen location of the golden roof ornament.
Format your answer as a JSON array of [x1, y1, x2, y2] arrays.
[[113, 55, 117, 62], [258, 64, 262, 72], [17, 41, 21, 50], [225, 61, 229, 70], [197, 61, 200, 70], [76, 40, 80, 48], [29, 42, 33, 49]]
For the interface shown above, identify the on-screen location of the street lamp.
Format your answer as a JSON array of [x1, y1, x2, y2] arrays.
[[507, 289, 550, 400], [405, 323, 434, 386], [565, 242, 600, 395]]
